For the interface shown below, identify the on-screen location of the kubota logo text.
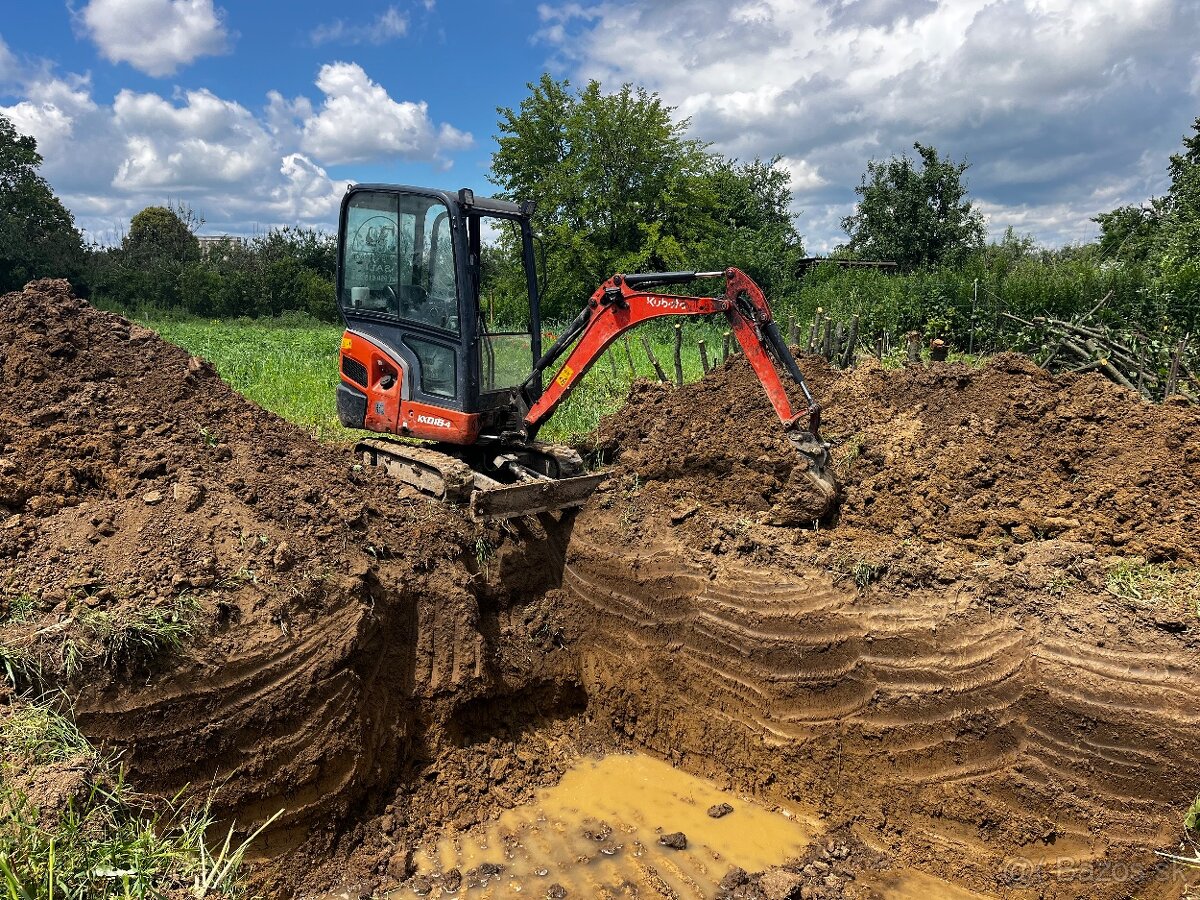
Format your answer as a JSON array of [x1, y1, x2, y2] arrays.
[[417, 414, 453, 429], [646, 297, 688, 310]]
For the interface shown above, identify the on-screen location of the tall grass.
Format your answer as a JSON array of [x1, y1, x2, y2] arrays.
[[148, 317, 346, 442], [138, 314, 734, 445], [0, 699, 278, 899]]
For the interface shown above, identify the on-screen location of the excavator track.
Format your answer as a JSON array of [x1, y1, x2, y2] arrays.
[[357, 439, 475, 506], [355, 437, 606, 522]]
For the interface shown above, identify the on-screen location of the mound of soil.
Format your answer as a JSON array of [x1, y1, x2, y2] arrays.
[[0, 281, 586, 896], [569, 350, 1200, 899], [594, 351, 1200, 564]]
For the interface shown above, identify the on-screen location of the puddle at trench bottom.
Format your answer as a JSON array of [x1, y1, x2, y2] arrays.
[[399, 752, 816, 897]]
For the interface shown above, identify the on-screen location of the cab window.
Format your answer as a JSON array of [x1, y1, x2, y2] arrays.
[[341, 192, 460, 335]]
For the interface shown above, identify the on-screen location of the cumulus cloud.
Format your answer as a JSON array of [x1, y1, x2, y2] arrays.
[[0, 55, 465, 238], [76, 0, 229, 77], [311, 6, 409, 46], [298, 62, 472, 166], [539, 0, 1200, 250]]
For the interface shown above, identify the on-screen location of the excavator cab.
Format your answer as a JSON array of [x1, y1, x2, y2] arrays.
[[336, 184, 542, 446]]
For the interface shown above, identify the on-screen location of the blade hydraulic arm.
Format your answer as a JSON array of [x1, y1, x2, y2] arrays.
[[523, 267, 821, 437]]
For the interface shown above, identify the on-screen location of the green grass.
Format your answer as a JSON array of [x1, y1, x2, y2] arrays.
[[139, 314, 737, 445], [1105, 558, 1200, 617], [147, 317, 347, 442], [0, 699, 279, 899]]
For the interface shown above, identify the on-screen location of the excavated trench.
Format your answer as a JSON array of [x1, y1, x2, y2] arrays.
[[2, 282, 1199, 899]]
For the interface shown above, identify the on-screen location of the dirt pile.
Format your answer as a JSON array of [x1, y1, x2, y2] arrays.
[[595, 351, 1200, 564], [568, 352, 1200, 899], [0, 281, 589, 896]]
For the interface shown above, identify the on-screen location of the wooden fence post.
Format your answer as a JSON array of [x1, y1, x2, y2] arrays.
[[809, 308, 824, 353], [639, 335, 668, 383], [698, 339, 711, 374], [788, 316, 799, 348], [832, 322, 845, 366], [673, 324, 684, 387], [905, 331, 922, 364], [841, 315, 860, 368], [623, 336, 637, 377], [822, 320, 834, 360], [722, 331, 732, 362]]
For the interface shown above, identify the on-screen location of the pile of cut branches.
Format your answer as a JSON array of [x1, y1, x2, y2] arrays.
[[1004, 293, 1196, 401]]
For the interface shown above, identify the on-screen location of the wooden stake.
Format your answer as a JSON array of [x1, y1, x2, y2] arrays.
[[622, 336, 637, 377], [832, 322, 845, 366], [822, 319, 834, 360], [788, 316, 799, 348], [874, 335, 883, 360], [809, 308, 824, 352], [673, 324, 684, 387], [842, 314, 860, 368], [905, 331, 922, 364], [639, 335, 667, 383], [698, 339, 711, 374], [722, 331, 731, 362]]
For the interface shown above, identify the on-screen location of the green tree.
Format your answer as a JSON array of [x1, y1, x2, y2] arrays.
[[1093, 118, 1200, 328], [840, 142, 986, 270], [0, 113, 84, 293], [1093, 202, 1164, 263], [490, 76, 804, 317], [123, 204, 201, 262]]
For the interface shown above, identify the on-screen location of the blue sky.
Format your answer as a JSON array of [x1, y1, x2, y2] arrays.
[[1, 1, 1198, 251]]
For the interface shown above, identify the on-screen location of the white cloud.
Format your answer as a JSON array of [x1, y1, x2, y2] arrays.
[[0, 36, 16, 84], [298, 62, 472, 166], [77, 0, 229, 77], [311, 6, 409, 46], [778, 156, 826, 192], [0, 53, 468, 240], [538, 0, 1200, 249], [110, 89, 275, 189]]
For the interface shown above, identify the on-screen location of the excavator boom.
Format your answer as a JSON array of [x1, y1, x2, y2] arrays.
[[525, 268, 820, 436]]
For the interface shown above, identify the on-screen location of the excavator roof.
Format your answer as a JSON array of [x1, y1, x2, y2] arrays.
[[345, 183, 529, 219]]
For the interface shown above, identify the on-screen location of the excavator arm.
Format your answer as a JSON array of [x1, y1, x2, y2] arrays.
[[525, 267, 820, 436], [519, 268, 835, 510]]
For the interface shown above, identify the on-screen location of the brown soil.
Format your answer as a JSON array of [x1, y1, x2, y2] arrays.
[[569, 351, 1200, 898], [3, 280, 1198, 899], [0, 280, 589, 896]]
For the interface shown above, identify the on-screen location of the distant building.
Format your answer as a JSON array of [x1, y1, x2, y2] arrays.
[[196, 234, 247, 258], [197, 234, 246, 249], [797, 257, 898, 275]]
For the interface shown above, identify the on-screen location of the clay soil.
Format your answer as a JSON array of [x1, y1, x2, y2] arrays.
[[3, 280, 1198, 899]]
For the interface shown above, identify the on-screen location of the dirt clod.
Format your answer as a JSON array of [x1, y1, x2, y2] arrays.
[[658, 831, 688, 849], [707, 801, 734, 818]]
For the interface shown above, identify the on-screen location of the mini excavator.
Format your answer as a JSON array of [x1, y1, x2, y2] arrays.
[[334, 184, 836, 521]]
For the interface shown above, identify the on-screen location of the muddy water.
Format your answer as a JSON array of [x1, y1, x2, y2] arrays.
[[399, 753, 815, 897]]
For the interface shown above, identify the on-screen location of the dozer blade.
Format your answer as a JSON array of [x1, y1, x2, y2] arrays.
[[469, 471, 608, 521], [356, 437, 606, 521]]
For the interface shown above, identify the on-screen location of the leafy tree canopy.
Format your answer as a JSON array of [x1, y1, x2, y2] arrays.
[[0, 113, 85, 293], [124, 204, 202, 261], [840, 142, 986, 271], [489, 75, 803, 319]]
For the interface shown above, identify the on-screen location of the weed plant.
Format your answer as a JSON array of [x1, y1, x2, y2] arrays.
[[0, 699, 278, 898]]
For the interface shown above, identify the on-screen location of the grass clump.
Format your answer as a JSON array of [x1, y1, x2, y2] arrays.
[[79, 598, 202, 672], [0, 698, 279, 899], [1105, 558, 1200, 617]]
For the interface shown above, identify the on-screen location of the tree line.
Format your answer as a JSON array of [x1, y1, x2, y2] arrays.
[[1, 84, 1198, 345]]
